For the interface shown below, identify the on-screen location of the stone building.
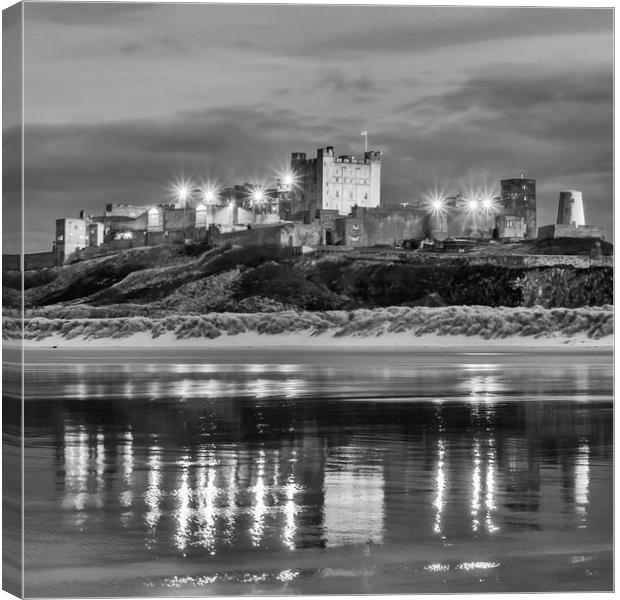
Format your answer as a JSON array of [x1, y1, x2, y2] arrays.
[[285, 146, 381, 217], [500, 175, 536, 239], [494, 215, 526, 241], [55, 218, 89, 264]]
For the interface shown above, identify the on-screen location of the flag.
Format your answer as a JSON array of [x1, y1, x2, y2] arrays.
[[360, 131, 367, 136]]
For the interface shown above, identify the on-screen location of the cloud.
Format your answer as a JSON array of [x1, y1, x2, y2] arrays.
[[17, 105, 356, 251], [375, 65, 612, 237], [120, 37, 187, 56], [319, 71, 377, 95], [25, 2, 155, 26], [289, 7, 611, 58], [398, 67, 612, 168]]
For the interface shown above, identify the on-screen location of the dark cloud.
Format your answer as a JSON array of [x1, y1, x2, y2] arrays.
[[288, 7, 611, 58], [318, 71, 377, 95], [403, 69, 612, 114], [25, 2, 155, 26], [375, 66, 612, 237], [120, 37, 186, 56], [18, 106, 355, 250], [399, 67, 612, 172]]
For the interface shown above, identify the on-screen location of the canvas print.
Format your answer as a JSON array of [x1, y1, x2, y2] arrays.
[[2, 2, 614, 597]]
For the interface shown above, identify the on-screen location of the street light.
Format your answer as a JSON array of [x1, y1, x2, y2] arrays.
[[201, 185, 219, 205], [249, 187, 266, 224], [466, 198, 479, 213], [174, 181, 193, 205]]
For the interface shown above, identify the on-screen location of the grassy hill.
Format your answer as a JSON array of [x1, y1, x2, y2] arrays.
[[2, 239, 613, 317]]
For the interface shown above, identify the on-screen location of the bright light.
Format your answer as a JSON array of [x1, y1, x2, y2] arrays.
[[201, 184, 219, 204], [423, 185, 448, 217], [171, 178, 194, 204], [467, 198, 479, 212], [177, 185, 190, 201], [250, 188, 266, 204], [276, 168, 298, 190], [479, 193, 499, 215], [281, 171, 297, 188]]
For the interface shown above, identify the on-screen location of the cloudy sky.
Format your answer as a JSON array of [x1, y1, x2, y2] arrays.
[[4, 3, 613, 252]]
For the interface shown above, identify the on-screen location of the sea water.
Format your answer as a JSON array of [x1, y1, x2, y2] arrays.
[[16, 347, 613, 596]]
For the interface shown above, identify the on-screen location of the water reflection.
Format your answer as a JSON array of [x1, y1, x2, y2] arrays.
[[195, 447, 218, 553], [173, 455, 192, 553], [433, 438, 446, 538], [119, 429, 134, 527], [29, 357, 612, 405], [24, 355, 612, 596], [144, 440, 162, 539], [250, 449, 267, 547], [51, 391, 608, 562], [61, 425, 89, 523], [574, 441, 590, 528], [324, 448, 385, 547]]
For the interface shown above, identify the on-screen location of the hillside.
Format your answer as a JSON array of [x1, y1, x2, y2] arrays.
[[2, 241, 613, 318]]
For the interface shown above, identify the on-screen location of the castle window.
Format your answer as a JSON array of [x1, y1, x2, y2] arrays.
[[57, 234, 64, 241], [364, 193, 368, 200], [350, 191, 353, 199], [335, 191, 339, 198]]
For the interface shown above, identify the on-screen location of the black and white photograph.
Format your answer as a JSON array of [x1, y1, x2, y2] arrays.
[[2, 1, 614, 597]]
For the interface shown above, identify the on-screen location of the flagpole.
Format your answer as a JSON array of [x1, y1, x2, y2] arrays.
[[361, 131, 368, 154]]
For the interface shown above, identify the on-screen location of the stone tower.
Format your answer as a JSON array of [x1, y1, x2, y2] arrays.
[[500, 174, 537, 239]]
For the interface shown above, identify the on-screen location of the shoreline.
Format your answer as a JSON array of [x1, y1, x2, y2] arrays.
[[21, 329, 613, 350]]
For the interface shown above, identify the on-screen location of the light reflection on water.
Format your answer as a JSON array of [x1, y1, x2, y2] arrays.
[[23, 355, 613, 595], [574, 441, 590, 528], [54, 411, 601, 556]]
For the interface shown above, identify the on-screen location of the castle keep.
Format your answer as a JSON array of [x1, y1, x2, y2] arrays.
[[283, 147, 382, 219]]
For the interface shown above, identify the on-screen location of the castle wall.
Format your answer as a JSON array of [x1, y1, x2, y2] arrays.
[[105, 204, 151, 218], [496, 215, 526, 240], [214, 225, 284, 247], [351, 206, 426, 246], [88, 223, 104, 247], [196, 204, 234, 229], [163, 207, 195, 231], [538, 224, 605, 241], [24, 251, 56, 270], [280, 223, 322, 247], [100, 213, 148, 236], [2, 254, 20, 271], [235, 207, 280, 227], [147, 208, 163, 232], [335, 217, 367, 246]]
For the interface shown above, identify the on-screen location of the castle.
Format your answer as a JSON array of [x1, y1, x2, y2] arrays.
[[40, 143, 604, 268]]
